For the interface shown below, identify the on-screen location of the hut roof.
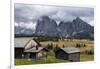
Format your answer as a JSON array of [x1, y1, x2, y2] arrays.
[[15, 37, 41, 49], [24, 47, 44, 53], [15, 37, 31, 48], [61, 47, 80, 54]]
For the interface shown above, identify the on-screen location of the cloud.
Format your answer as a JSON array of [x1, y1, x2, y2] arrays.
[[14, 4, 34, 22], [80, 17, 94, 26], [15, 21, 37, 30], [14, 4, 58, 23], [50, 11, 76, 22], [14, 3, 94, 31], [89, 20, 94, 26]]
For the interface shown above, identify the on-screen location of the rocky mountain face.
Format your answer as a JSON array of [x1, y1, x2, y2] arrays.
[[35, 16, 59, 37], [72, 17, 93, 33], [35, 16, 94, 38], [58, 17, 94, 38], [58, 22, 73, 37]]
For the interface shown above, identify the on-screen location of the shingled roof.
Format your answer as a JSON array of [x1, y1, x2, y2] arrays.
[[61, 47, 80, 54], [24, 47, 44, 53], [15, 37, 31, 48], [15, 37, 41, 49]]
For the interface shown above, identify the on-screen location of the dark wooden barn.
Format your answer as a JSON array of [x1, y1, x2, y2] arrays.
[[15, 37, 48, 60], [54, 47, 80, 62], [14, 38, 30, 59]]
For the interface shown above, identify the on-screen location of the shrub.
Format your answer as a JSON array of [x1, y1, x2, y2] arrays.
[[83, 50, 94, 55], [76, 43, 86, 48], [53, 44, 59, 52], [76, 43, 81, 48], [83, 44, 86, 47], [62, 44, 65, 48], [46, 43, 54, 50]]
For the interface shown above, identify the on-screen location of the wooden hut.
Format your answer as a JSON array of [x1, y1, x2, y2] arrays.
[[14, 38, 30, 58], [54, 47, 80, 62], [24, 46, 48, 60], [14, 37, 48, 59]]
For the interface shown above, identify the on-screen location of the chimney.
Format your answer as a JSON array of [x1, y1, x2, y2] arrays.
[[36, 46, 38, 50]]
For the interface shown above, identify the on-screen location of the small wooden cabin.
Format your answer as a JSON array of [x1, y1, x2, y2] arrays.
[[15, 37, 48, 60], [14, 38, 30, 58], [54, 47, 80, 62], [24, 47, 48, 60]]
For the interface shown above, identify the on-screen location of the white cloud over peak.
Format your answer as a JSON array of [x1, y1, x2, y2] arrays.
[[15, 21, 37, 30]]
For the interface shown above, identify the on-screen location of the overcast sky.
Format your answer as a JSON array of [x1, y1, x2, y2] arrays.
[[14, 3, 94, 30]]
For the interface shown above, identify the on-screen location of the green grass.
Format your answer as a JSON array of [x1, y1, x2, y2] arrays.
[[15, 59, 69, 65], [80, 54, 94, 61], [15, 51, 94, 65], [15, 51, 69, 65]]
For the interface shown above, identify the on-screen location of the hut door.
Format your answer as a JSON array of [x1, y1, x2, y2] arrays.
[[27, 53, 30, 59]]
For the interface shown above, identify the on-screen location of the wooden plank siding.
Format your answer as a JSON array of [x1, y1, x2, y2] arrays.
[[55, 47, 80, 62]]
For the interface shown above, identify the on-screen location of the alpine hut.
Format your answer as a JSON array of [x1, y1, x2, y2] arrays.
[[14, 37, 48, 60], [54, 47, 80, 62]]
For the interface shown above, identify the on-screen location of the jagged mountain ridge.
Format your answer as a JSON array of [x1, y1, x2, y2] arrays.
[[35, 16, 59, 37], [15, 16, 94, 39], [58, 17, 94, 37], [35, 16, 94, 38]]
